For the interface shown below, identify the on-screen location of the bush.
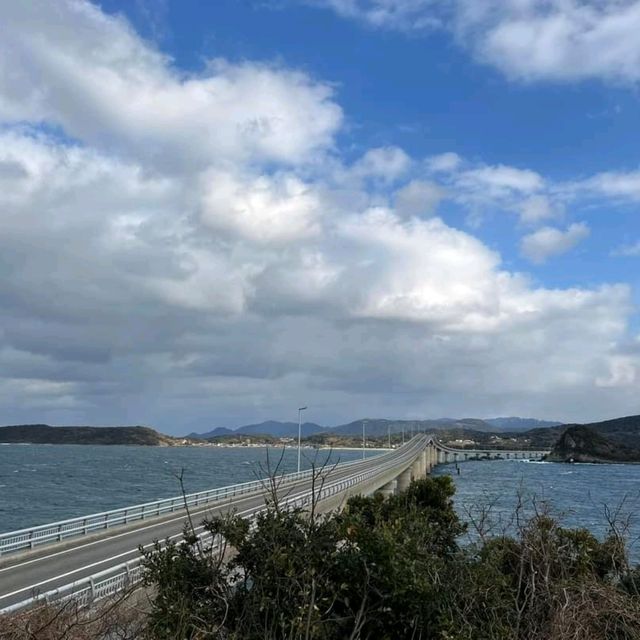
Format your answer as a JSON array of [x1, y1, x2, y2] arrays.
[[141, 474, 640, 639]]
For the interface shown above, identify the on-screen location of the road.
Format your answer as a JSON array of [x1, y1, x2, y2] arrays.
[[0, 441, 423, 611]]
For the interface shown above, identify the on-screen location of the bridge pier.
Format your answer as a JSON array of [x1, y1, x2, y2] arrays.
[[396, 467, 412, 494], [376, 480, 396, 498], [422, 449, 430, 475]]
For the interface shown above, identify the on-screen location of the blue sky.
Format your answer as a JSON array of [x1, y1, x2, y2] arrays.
[[101, 0, 640, 290], [1, 0, 640, 432]]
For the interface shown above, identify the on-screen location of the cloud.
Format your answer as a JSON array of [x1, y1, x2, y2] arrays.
[[0, 1, 638, 431], [0, 1, 342, 168], [518, 195, 561, 225], [421, 155, 556, 225], [578, 170, 640, 200], [310, 0, 640, 85], [612, 241, 640, 257], [351, 146, 412, 183], [458, 164, 544, 195], [313, 0, 442, 31], [462, 0, 640, 84], [596, 356, 638, 388], [200, 170, 323, 245], [394, 180, 444, 217], [521, 222, 590, 264], [426, 152, 462, 173]]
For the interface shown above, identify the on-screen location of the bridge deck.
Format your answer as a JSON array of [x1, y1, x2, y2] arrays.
[[0, 440, 425, 611], [0, 437, 548, 612]]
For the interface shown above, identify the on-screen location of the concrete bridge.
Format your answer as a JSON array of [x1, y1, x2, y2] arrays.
[[0, 436, 549, 614]]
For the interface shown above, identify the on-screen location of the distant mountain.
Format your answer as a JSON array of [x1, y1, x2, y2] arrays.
[[485, 417, 563, 432], [330, 418, 497, 437], [190, 416, 561, 440], [0, 424, 175, 446], [189, 427, 234, 438], [191, 420, 326, 440]]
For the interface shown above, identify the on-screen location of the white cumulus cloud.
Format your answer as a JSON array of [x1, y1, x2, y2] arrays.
[[311, 0, 640, 85], [0, 1, 342, 168], [521, 222, 590, 264]]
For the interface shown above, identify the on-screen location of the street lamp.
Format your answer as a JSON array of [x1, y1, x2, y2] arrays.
[[297, 406, 307, 473], [362, 420, 367, 459]]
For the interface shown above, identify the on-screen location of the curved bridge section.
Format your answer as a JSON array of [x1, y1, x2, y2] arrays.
[[372, 436, 549, 499], [0, 436, 549, 614]]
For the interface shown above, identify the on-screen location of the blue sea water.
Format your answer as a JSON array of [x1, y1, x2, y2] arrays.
[[433, 460, 640, 559], [1, 446, 639, 559], [0, 444, 378, 532]]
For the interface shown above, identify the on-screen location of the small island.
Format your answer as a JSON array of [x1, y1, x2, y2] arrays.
[[0, 424, 180, 446], [546, 425, 640, 463]]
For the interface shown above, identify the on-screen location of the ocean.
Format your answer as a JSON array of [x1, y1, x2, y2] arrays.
[[432, 459, 640, 558], [1, 445, 639, 560], [0, 443, 378, 532]]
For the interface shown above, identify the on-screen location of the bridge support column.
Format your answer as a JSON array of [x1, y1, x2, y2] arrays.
[[376, 480, 396, 498], [423, 450, 430, 475], [411, 459, 422, 480], [396, 468, 412, 494]]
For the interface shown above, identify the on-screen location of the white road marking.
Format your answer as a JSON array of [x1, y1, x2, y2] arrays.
[[0, 497, 246, 574], [0, 502, 260, 603], [0, 473, 313, 573], [0, 457, 391, 606]]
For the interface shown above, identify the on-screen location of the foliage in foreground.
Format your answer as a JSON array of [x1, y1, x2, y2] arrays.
[[3, 475, 639, 640], [140, 475, 640, 640], [0, 595, 145, 640]]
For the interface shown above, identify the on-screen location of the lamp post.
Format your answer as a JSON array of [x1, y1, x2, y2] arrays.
[[297, 406, 307, 473], [388, 424, 391, 449], [362, 420, 367, 459]]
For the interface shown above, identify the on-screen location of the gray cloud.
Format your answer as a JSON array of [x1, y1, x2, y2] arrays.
[[0, 1, 638, 434]]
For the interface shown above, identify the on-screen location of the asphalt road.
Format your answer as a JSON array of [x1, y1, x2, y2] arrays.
[[0, 443, 421, 611]]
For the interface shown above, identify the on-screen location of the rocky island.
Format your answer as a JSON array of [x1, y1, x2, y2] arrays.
[[0, 424, 180, 446], [546, 425, 640, 463]]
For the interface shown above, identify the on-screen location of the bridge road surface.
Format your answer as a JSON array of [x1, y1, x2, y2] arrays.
[[0, 446, 417, 611]]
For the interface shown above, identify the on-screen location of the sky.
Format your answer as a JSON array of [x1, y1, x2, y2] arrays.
[[1, 0, 640, 434]]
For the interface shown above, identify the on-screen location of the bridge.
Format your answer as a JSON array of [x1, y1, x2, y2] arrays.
[[0, 436, 548, 614]]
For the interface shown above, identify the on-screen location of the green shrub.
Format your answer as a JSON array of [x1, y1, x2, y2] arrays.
[[141, 476, 640, 640]]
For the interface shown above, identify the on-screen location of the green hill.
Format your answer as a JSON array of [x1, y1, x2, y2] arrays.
[[546, 425, 640, 463], [0, 424, 176, 446]]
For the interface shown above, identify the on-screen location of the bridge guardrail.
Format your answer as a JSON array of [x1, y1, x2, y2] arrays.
[[0, 451, 392, 557], [0, 438, 426, 615]]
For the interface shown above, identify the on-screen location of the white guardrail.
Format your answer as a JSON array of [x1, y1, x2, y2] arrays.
[[0, 453, 387, 557], [0, 439, 426, 615]]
